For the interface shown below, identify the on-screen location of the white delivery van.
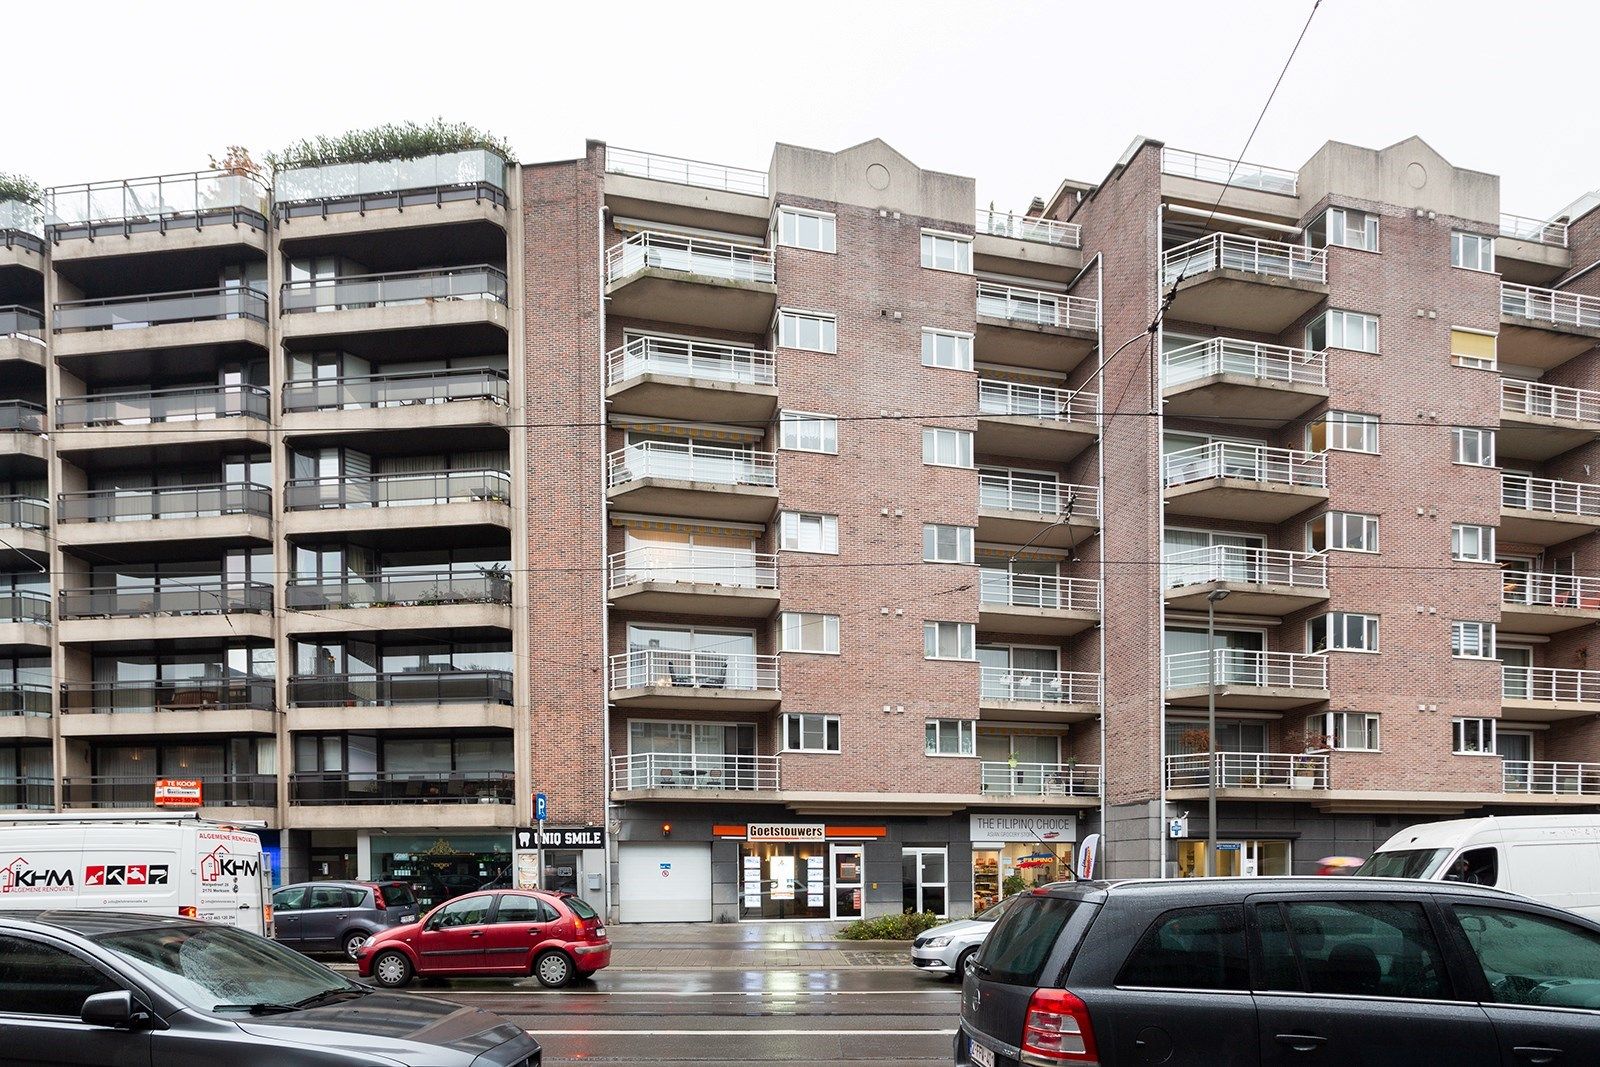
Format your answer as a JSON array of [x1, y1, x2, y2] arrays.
[[1363, 814, 1600, 918], [0, 811, 271, 935]]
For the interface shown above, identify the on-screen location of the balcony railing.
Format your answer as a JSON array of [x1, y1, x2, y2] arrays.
[[287, 670, 514, 708], [608, 547, 777, 591], [1503, 759, 1600, 796], [62, 775, 276, 809], [0, 199, 43, 238], [1164, 751, 1329, 790], [57, 385, 270, 429], [273, 150, 509, 210], [978, 379, 1096, 424], [289, 770, 515, 805], [1164, 546, 1328, 591], [1501, 378, 1600, 426], [611, 649, 779, 692], [0, 683, 51, 717], [1162, 338, 1327, 389], [1160, 148, 1299, 196], [1161, 233, 1327, 286], [611, 753, 781, 792], [282, 369, 510, 412], [0, 496, 49, 529], [285, 571, 512, 610], [1500, 213, 1569, 248], [0, 591, 49, 626], [979, 572, 1100, 612], [281, 266, 509, 314], [1502, 572, 1600, 612], [606, 231, 775, 286], [979, 667, 1100, 706], [603, 147, 768, 196], [976, 282, 1099, 331], [284, 469, 510, 510], [60, 677, 275, 714], [978, 472, 1100, 521], [607, 441, 777, 489], [1165, 649, 1329, 691], [44, 171, 268, 240], [1501, 472, 1600, 518], [1502, 666, 1600, 703], [980, 761, 1100, 797], [54, 287, 268, 333], [1501, 282, 1600, 329], [0, 401, 44, 434], [58, 580, 271, 619], [0, 778, 53, 809], [1163, 442, 1327, 490], [975, 210, 1082, 249], [0, 306, 45, 342], [58, 482, 271, 524], [607, 337, 775, 389]]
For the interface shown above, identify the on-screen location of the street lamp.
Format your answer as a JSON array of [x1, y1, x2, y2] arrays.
[[1205, 587, 1231, 877]]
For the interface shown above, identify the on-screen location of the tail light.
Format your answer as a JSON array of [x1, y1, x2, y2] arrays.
[[1020, 989, 1097, 1062], [572, 917, 588, 937], [178, 906, 198, 919], [372, 887, 387, 910], [264, 904, 274, 924]]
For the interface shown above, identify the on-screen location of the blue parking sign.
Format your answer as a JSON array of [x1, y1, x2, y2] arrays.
[[535, 793, 548, 822]]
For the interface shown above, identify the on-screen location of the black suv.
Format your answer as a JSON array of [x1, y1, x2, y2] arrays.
[[960, 877, 1600, 1067]]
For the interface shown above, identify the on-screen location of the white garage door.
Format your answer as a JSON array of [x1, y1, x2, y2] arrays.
[[618, 842, 712, 922]]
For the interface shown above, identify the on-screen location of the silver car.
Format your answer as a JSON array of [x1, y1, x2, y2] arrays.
[[909, 895, 1018, 977]]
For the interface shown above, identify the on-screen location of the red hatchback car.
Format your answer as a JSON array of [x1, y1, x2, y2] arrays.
[[358, 888, 610, 989]]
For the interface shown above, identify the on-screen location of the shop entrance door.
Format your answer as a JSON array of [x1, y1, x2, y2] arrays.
[[1213, 840, 1291, 876], [544, 850, 580, 895], [902, 847, 948, 917], [830, 844, 863, 920]]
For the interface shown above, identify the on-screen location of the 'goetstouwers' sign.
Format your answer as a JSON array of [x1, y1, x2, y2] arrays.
[[747, 823, 826, 842]]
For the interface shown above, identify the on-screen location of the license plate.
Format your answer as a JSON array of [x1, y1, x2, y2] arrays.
[[400, 914, 416, 923], [969, 1037, 995, 1067]]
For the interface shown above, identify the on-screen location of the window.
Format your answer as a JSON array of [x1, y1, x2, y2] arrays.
[[775, 207, 836, 253], [1452, 231, 1495, 272], [781, 611, 840, 654], [923, 523, 975, 564], [1308, 207, 1380, 252], [977, 896, 1084, 985], [922, 428, 973, 468], [1451, 426, 1495, 467], [1451, 524, 1495, 562], [1452, 620, 1496, 659], [1306, 309, 1379, 354], [493, 895, 558, 924], [1443, 847, 1498, 887], [779, 410, 838, 454], [1454, 905, 1600, 1006], [308, 885, 361, 909], [921, 328, 974, 370], [780, 511, 838, 554], [777, 309, 837, 353], [1307, 511, 1379, 553], [1256, 901, 1451, 1000], [429, 895, 493, 929], [1453, 717, 1497, 755], [924, 621, 975, 661], [924, 718, 976, 756], [0, 934, 120, 1017], [1309, 611, 1380, 653], [1450, 328, 1497, 370], [273, 887, 307, 912], [920, 231, 972, 273], [1317, 711, 1381, 751], [783, 713, 841, 753], [1307, 411, 1379, 454], [1117, 905, 1249, 991]]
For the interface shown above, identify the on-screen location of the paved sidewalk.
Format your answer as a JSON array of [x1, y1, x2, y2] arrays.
[[607, 920, 908, 970]]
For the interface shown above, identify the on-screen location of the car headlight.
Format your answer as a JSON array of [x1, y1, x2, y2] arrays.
[[923, 936, 951, 948]]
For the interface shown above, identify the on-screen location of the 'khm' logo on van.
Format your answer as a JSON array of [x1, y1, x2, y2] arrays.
[[0, 857, 74, 893], [200, 845, 260, 883]]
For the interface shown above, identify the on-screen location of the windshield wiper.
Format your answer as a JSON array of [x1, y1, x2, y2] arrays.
[[291, 988, 371, 1010]]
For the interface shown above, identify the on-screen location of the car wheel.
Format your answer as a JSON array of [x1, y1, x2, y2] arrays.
[[342, 932, 369, 961], [372, 949, 413, 989], [956, 947, 978, 979], [533, 949, 573, 989]]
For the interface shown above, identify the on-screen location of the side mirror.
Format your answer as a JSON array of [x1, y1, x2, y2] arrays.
[[81, 990, 153, 1030]]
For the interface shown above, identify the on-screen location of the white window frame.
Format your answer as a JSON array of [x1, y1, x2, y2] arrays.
[[922, 428, 974, 469], [921, 328, 974, 371], [1453, 717, 1498, 756], [1309, 611, 1380, 654], [1315, 207, 1380, 252], [782, 712, 841, 753], [1452, 231, 1496, 273], [1452, 426, 1496, 468], [1307, 411, 1379, 454], [924, 719, 976, 757], [774, 206, 837, 254], [1306, 511, 1380, 554], [779, 410, 838, 455], [779, 511, 839, 554], [1451, 524, 1496, 563], [780, 611, 841, 655], [1452, 620, 1497, 660], [923, 620, 976, 661], [1317, 711, 1381, 752], [1450, 327, 1498, 371], [922, 523, 975, 564], [776, 308, 838, 354], [920, 230, 973, 274], [1306, 309, 1379, 354]]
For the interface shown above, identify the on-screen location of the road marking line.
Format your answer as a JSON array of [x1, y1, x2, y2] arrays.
[[442, 989, 955, 997], [526, 1028, 958, 1036]]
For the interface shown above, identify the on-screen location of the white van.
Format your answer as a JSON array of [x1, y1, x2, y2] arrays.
[[0, 811, 271, 935], [1363, 814, 1600, 918]]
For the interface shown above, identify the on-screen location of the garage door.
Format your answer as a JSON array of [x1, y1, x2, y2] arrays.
[[618, 842, 712, 922]]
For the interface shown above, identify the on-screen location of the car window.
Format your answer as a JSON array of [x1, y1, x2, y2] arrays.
[[430, 895, 493, 929], [977, 895, 1082, 986], [565, 895, 600, 922], [273, 887, 306, 912], [1358, 848, 1450, 879], [494, 895, 556, 924], [1454, 905, 1600, 1009], [976, 896, 1015, 923], [308, 885, 353, 909], [1442, 848, 1498, 887], [379, 882, 417, 909], [97, 924, 356, 1014], [0, 935, 121, 1017], [1118, 905, 1249, 991], [1256, 900, 1450, 1000]]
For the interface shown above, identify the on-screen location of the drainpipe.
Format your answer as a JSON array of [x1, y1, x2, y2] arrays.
[[598, 199, 617, 925]]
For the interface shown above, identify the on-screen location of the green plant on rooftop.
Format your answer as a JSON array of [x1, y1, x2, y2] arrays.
[[265, 118, 517, 171], [0, 172, 41, 205]]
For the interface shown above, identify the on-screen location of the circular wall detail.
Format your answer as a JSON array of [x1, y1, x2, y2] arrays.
[[1406, 162, 1427, 189], [866, 163, 891, 191]]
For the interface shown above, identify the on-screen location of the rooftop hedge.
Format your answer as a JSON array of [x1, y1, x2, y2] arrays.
[[265, 118, 517, 171], [0, 171, 41, 205]]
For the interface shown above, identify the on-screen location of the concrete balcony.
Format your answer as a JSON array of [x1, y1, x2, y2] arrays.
[[55, 483, 272, 547], [974, 282, 1098, 373], [610, 753, 780, 801], [1500, 283, 1600, 369], [1161, 338, 1328, 427], [1502, 759, 1600, 800], [55, 385, 271, 455], [1164, 546, 1329, 616], [0, 204, 47, 273], [978, 572, 1099, 636], [52, 287, 268, 358], [56, 581, 273, 644], [979, 761, 1099, 801], [59, 678, 277, 738], [606, 442, 778, 523], [1501, 572, 1600, 634], [61, 774, 277, 815], [975, 379, 1097, 462], [973, 210, 1083, 282], [0, 684, 52, 741], [1502, 666, 1600, 721], [43, 170, 269, 256], [1497, 214, 1571, 286], [1163, 442, 1328, 522], [609, 649, 780, 712], [1500, 472, 1600, 545], [283, 469, 511, 536], [605, 337, 777, 423], [979, 667, 1100, 723], [285, 670, 515, 732], [0, 307, 46, 369], [274, 149, 510, 235], [281, 370, 511, 436], [601, 147, 769, 236], [0, 590, 50, 651], [977, 473, 1099, 548], [1498, 378, 1600, 461], [0, 402, 47, 463], [0, 496, 50, 556], [280, 266, 510, 339], [282, 571, 513, 635], [607, 547, 778, 618], [1160, 233, 1328, 333], [287, 770, 515, 830], [1164, 649, 1329, 710], [604, 231, 776, 333], [1164, 751, 1329, 798], [0, 777, 52, 809]]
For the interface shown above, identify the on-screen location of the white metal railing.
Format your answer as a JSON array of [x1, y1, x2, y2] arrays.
[[979, 571, 1100, 613], [611, 753, 780, 792], [1163, 546, 1327, 591], [978, 379, 1097, 424], [1164, 649, 1329, 691], [980, 761, 1100, 797], [1502, 571, 1600, 611], [1501, 472, 1600, 518], [1502, 759, 1600, 796], [1162, 338, 1327, 389], [607, 336, 775, 390], [1501, 378, 1600, 425], [608, 547, 778, 591], [975, 209, 1082, 249], [1160, 148, 1299, 195], [606, 231, 775, 285], [980, 667, 1101, 706], [1164, 752, 1329, 790], [273, 150, 507, 204], [610, 649, 779, 692], [1163, 442, 1327, 490], [978, 472, 1100, 521], [1502, 666, 1600, 704], [1161, 232, 1327, 286], [1501, 282, 1600, 330], [607, 441, 777, 489], [976, 282, 1099, 331], [1500, 213, 1569, 248], [44, 170, 268, 229], [604, 147, 768, 197]]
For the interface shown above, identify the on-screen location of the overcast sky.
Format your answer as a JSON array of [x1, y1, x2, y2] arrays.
[[8, 0, 1595, 219]]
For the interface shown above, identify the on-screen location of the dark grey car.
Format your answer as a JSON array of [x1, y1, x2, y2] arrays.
[[0, 910, 540, 1066], [959, 877, 1600, 1067], [273, 880, 420, 960]]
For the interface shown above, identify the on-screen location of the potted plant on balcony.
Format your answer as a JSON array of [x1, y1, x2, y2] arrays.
[[1293, 733, 1332, 790]]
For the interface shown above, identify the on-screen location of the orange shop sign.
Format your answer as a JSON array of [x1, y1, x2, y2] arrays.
[[154, 779, 203, 808]]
